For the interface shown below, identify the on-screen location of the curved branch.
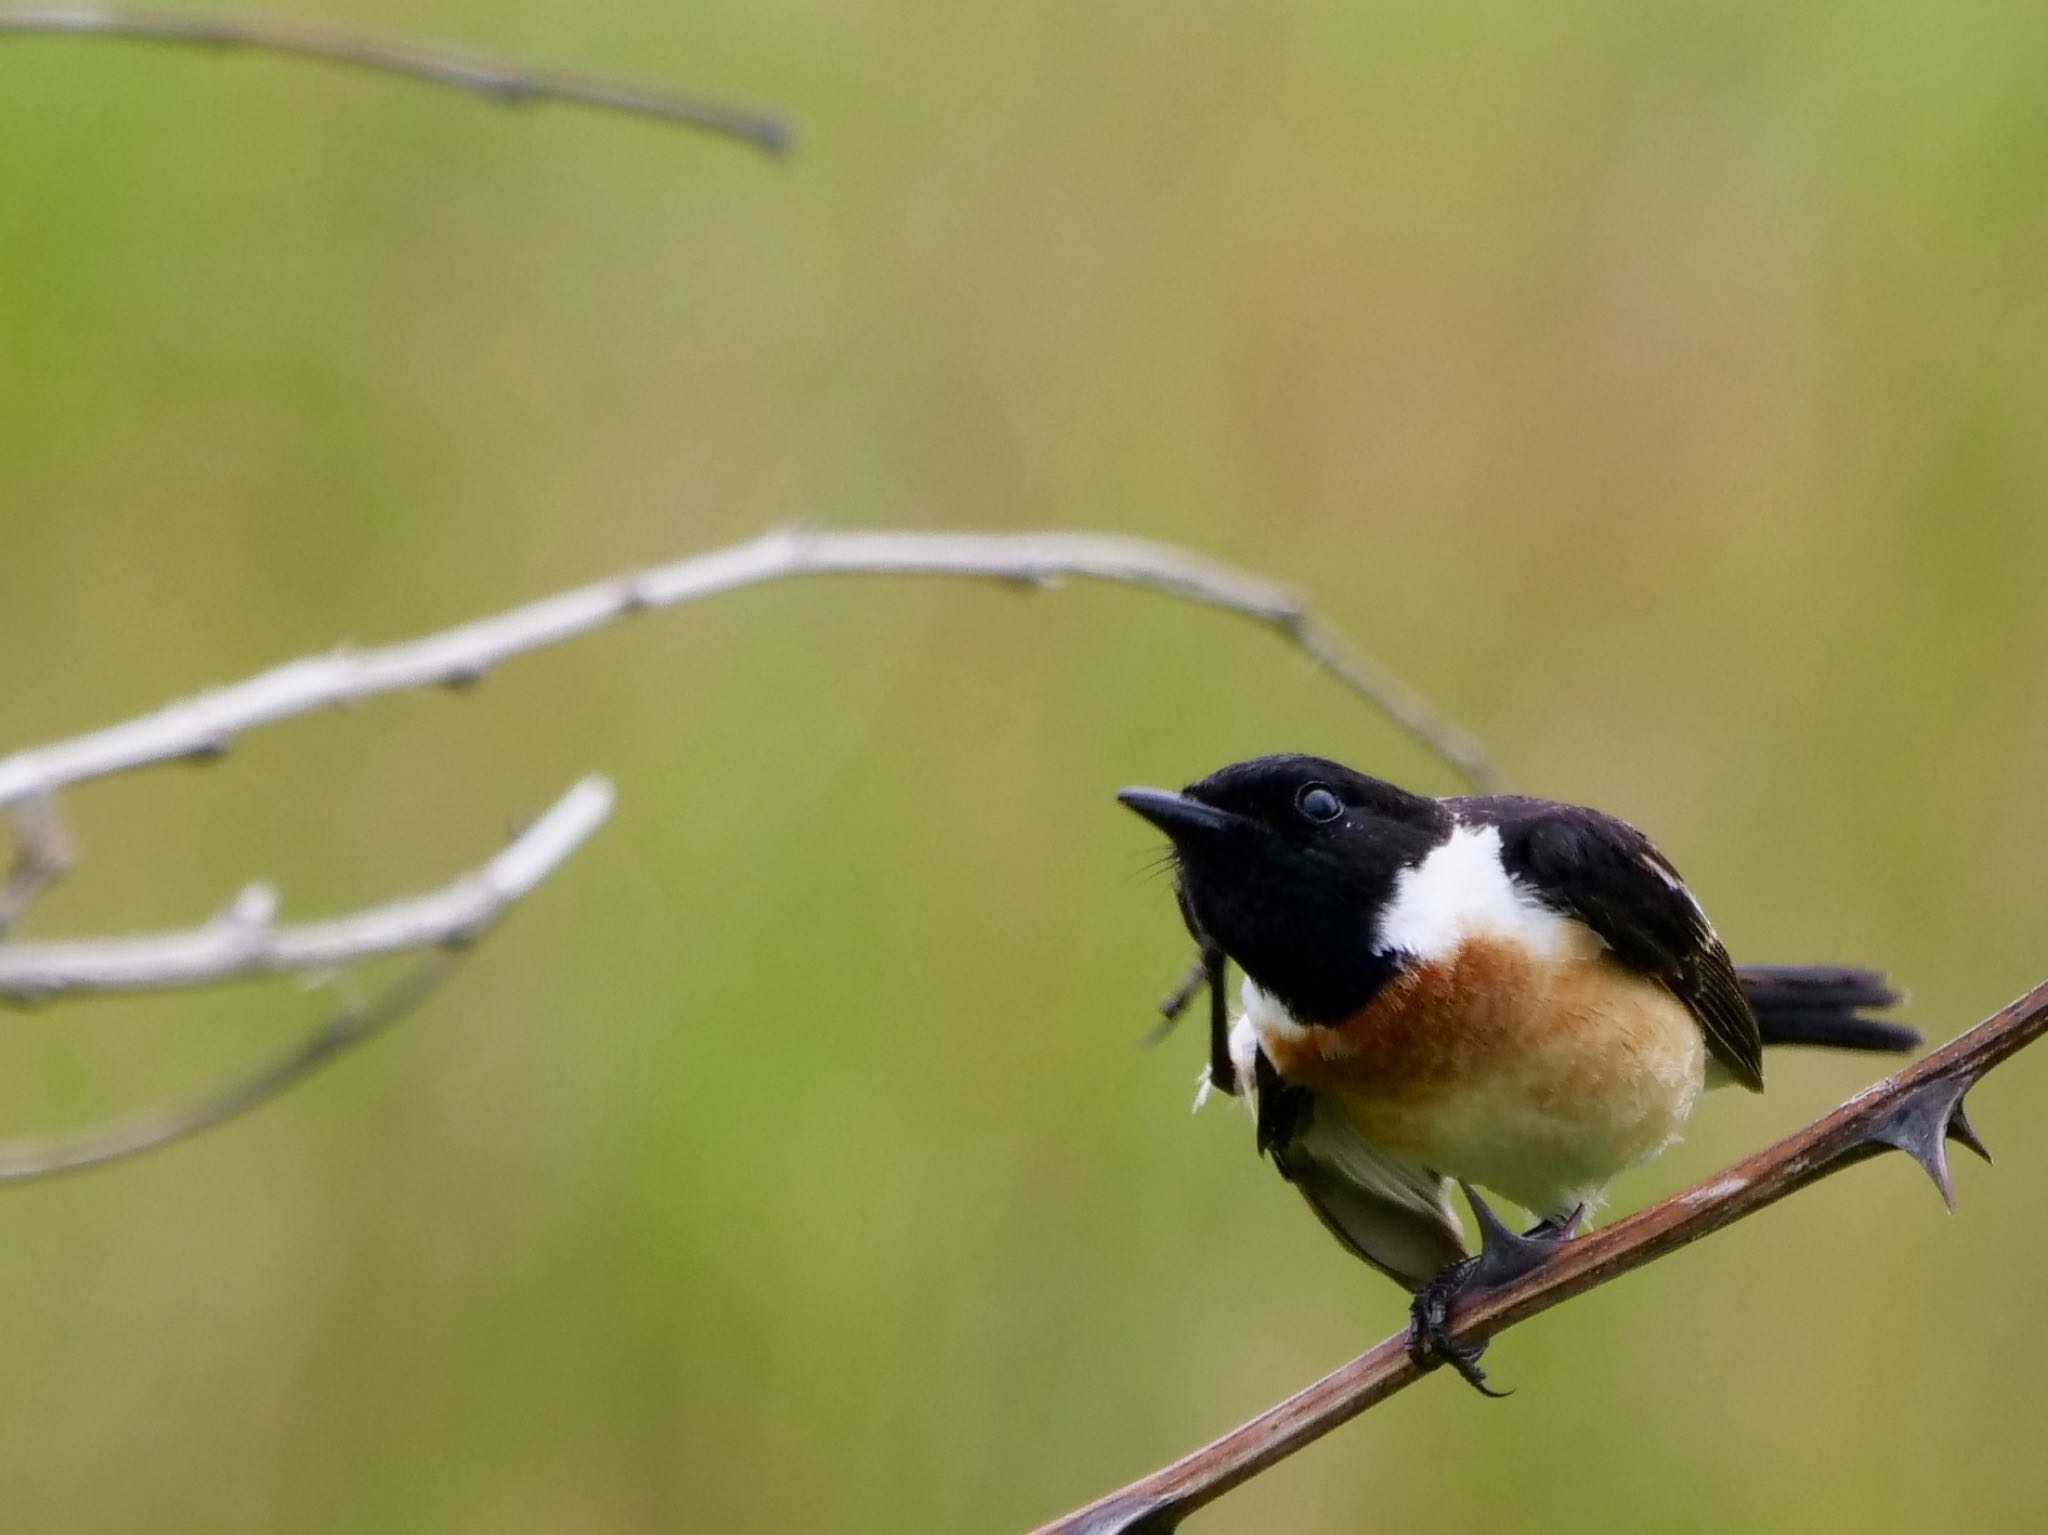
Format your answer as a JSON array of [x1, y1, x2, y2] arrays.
[[0, 777, 612, 1179], [0, 529, 1498, 822], [1037, 973, 2048, 1534], [0, 5, 791, 153], [0, 950, 461, 1182], [0, 776, 615, 1002]]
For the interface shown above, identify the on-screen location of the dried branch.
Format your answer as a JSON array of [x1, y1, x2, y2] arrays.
[[0, 527, 1476, 1193], [1037, 974, 2046, 1535], [0, 777, 612, 1180], [0, 4, 791, 153], [0, 776, 614, 1003], [0, 530, 1497, 826], [0, 950, 460, 1182]]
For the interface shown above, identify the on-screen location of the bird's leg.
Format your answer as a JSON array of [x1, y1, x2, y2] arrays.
[[1406, 1183, 1586, 1396], [1139, 945, 1238, 1098], [1203, 944, 1234, 1094]]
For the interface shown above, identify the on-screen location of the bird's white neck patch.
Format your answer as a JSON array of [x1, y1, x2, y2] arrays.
[[1374, 822, 1581, 962]]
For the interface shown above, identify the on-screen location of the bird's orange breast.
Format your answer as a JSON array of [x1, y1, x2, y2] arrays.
[[1258, 934, 1572, 1095], [1249, 930, 1707, 1214]]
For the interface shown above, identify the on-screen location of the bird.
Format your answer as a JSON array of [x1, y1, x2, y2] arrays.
[[1117, 753, 1917, 1393]]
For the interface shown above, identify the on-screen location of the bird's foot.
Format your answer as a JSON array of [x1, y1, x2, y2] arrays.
[[1405, 1183, 1584, 1397], [1407, 1256, 1499, 1395]]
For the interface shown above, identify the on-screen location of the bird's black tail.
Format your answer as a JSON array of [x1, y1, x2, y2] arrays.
[[1736, 965, 1919, 1054]]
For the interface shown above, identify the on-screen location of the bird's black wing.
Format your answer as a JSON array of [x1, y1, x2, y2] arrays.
[[1460, 796, 1766, 1092]]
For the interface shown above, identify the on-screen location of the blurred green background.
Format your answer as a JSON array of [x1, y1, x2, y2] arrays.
[[3, 1, 2046, 1530]]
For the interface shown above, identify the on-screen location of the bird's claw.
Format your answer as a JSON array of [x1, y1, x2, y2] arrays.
[[1405, 1183, 1583, 1397], [1407, 1256, 1505, 1396]]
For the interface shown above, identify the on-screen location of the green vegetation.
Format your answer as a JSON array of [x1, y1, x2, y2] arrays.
[[1, 2, 2045, 1529]]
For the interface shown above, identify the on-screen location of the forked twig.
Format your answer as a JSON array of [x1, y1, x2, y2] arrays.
[[0, 4, 791, 153], [0, 776, 615, 1002], [0, 530, 1473, 1178], [0, 777, 612, 1178], [1036, 974, 2043, 1534]]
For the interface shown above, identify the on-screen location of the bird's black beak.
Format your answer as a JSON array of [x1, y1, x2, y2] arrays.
[[1116, 787, 1243, 841]]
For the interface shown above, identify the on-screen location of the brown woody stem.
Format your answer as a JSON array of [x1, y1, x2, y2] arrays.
[[1035, 973, 2048, 1534]]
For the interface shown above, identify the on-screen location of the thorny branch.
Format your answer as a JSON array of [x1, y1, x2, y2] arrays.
[[1035, 974, 2045, 1535], [0, 4, 791, 153]]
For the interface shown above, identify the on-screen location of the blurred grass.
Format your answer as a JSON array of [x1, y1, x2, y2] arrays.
[[2, 0, 2047, 1530]]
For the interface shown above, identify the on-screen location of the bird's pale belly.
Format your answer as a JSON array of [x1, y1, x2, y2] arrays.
[[1247, 933, 1707, 1217]]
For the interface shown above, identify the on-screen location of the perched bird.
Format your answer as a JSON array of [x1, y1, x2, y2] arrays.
[[1118, 753, 1916, 1391]]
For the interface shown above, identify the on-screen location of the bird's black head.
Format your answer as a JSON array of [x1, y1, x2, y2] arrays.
[[1118, 754, 1448, 1024]]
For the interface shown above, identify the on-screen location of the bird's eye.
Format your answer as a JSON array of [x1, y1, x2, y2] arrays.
[[1296, 784, 1344, 823]]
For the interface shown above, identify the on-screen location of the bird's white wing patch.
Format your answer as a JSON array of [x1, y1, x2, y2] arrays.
[[1296, 1107, 1455, 1220], [1286, 1111, 1466, 1285], [1374, 822, 1584, 962]]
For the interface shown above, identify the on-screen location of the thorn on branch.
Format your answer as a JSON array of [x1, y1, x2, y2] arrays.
[[1950, 1104, 1993, 1165], [1862, 1072, 1994, 1211], [1064, 1495, 1178, 1535]]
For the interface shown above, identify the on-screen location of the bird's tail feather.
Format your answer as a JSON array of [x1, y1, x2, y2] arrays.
[[1736, 965, 1919, 1054]]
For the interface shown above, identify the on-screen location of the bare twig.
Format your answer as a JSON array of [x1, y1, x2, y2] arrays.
[[0, 527, 1477, 1194], [0, 777, 612, 1180], [0, 950, 460, 1182], [1137, 958, 1209, 1047], [0, 5, 791, 153], [0, 530, 1498, 822], [0, 792, 74, 939], [1037, 974, 2044, 1534], [0, 777, 614, 1002]]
